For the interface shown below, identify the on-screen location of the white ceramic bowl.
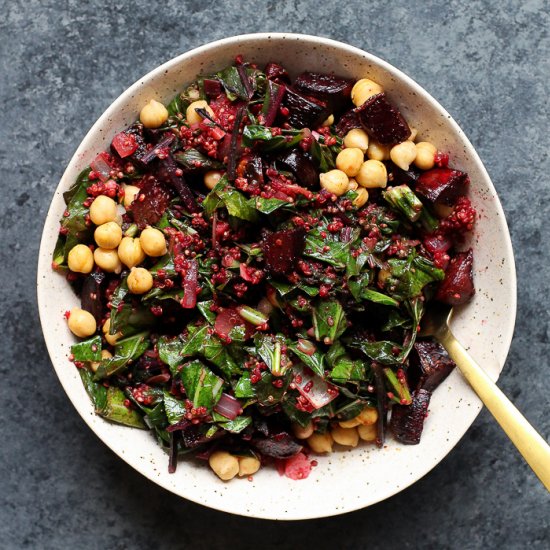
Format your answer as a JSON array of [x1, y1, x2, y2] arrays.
[[37, 33, 516, 520]]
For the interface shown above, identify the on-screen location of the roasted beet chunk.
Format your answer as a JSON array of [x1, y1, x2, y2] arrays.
[[264, 62, 290, 84], [409, 341, 456, 392], [155, 154, 199, 213], [357, 93, 411, 144], [415, 168, 470, 206], [294, 72, 354, 112], [436, 249, 475, 305], [283, 88, 330, 129], [261, 228, 306, 276], [128, 177, 173, 229], [80, 270, 107, 325], [252, 432, 303, 459], [390, 389, 431, 444], [334, 107, 363, 136], [276, 150, 319, 188]]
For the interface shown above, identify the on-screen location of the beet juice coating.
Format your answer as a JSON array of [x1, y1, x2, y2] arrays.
[[53, 57, 477, 481]]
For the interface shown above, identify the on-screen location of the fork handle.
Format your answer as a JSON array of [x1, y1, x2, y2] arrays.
[[439, 329, 550, 492]]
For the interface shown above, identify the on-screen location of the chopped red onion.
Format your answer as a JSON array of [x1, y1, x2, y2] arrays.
[[214, 393, 242, 420], [90, 153, 112, 182], [292, 365, 339, 409]]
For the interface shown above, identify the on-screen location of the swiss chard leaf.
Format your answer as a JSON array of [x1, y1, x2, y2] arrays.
[[94, 332, 150, 380], [387, 253, 444, 301], [242, 125, 304, 152], [233, 371, 256, 399], [312, 299, 347, 344], [197, 300, 216, 324], [109, 279, 156, 336], [203, 177, 258, 222], [80, 370, 145, 428], [248, 196, 290, 214], [163, 391, 187, 425], [174, 148, 224, 171], [213, 413, 252, 433], [304, 224, 361, 270], [250, 333, 289, 376], [310, 138, 342, 173], [350, 339, 402, 366], [180, 360, 224, 411], [217, 66, 264, 101], [326, 341, 366, 382], [287, 341, 325, 378], [71, 335, 102, 362], [157, 336, 184, 372]]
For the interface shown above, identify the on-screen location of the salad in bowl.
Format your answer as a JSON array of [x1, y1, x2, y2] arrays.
[[38, 34, 515, 519]]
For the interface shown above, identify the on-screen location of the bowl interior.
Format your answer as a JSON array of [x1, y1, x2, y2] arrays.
[[37, 33, 516, 520]]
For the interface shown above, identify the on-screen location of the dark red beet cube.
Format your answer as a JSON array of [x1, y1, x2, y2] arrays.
[[334, 107, 362, 136], [128, 177, 173, 229], [264, 62, 291, 84], [409, 341, 456, 392], [283, 88, 330, 129], [261, 228, 306, 275], [390, 389, 431, 445], [294, 72, 354, 112], [415, 168, 470, 206], [276, 149, 319, 188], [436, 249, 475, 305], [357, 93, 411, 144]]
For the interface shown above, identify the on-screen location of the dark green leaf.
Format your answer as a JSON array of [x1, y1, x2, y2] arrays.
[[197, 300, 216, 324], [213, 413, 252, 433], [180, 359, 224, 411], [233, 371, 256, 399], [203, 177, 258, 222], [387, 253, 445, 301], [163, 391, 187, 425], [102, 387, 146, 428], [174, 148, 224, 171], [312, 299, 347, 344], [287, 341, 325, 378], [71, 335, 102, 362], [242, 125, 304, 152], [304, 224, 361, 270], [94, 332, 150, 380], [158, 336, 184, 372], [248, 196, 290, 214]]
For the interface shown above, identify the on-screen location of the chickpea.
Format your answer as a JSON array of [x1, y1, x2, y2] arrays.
[[94, 222, 122, 250], [355, 160, 388, 188], [292, 422, 314, 440], [331, 425, 359, 447], [351, 78, 384, 107], [102, 318, 122, 346], [139, 226, 167, 257], [238, 456, 261, 477], [357, 423, 377, 442], [377, 268, 392, 285], [307, 432, 334, 454], [203, 170, 223, 190], [343, 128, 369, 153], [347, 179, 358, 191], [67, 308, 96, 338], [94, 248, 122, 273], [319, 169, 349, 196], [407, 127, 418, 142], [90, 349, 113, 373], [208, 451, 239, 481], [414, 141, 437, 170], [390, 140, 417, 171], [357, 406, 378, 425], [122, 184, 140, 208], [89, 195, 118, 226], [67, 244, 94, 274], [367, 140, 391, 161], [321, 114, 334, 127], [336, 147, 364, 177], [139, 99, 169, 129], [352, 187, 369, 208], [186, 100, 215, 125], [339, 417, 362, 429], [127, 267, 153, 294], [117, 237, 145, 268]]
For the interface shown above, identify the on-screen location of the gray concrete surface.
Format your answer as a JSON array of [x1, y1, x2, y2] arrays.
[[1, 0, 548, 548]]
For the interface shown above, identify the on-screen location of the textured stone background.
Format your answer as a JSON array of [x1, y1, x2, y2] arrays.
[[1, 0, 549, 548]]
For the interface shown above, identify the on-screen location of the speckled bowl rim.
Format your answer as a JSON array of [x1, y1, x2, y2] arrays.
[[37, 33, 517, 520]]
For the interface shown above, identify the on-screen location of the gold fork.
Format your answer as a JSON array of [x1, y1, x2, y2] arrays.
[[421, 303, 550, 491]]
